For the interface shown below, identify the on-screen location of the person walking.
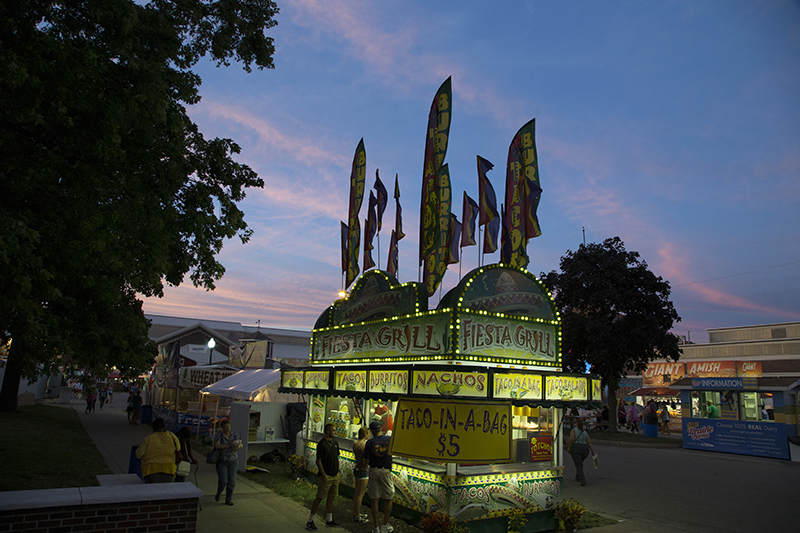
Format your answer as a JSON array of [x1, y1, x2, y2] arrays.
[[135, 418, 180, 483], [352, 427, 370, 524], [365, 420, 394, 533], [628, 402, 640, 433], [98, 388, 107, 410], [126, 391, 134, 424], [214, 419, 242, 506], [131, 390, 142, 425], [566, 417, 597, 486], [617, 401, 627, 431], [660, 402, 671, 434], [84, 389, 96, 414], [306, 423, 341, 530]]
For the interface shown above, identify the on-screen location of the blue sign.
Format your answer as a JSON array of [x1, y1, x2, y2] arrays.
[[683, 418, 789, 460], [691, 378, 743, 389]]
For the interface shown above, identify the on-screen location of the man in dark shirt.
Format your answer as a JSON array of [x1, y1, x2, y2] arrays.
[[306, 424, 341, 530], [364, 420, 394, 533]]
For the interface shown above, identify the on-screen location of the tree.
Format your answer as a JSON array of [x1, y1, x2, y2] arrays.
[[0, 0, 279, 411], [541, 237, 681, 430]]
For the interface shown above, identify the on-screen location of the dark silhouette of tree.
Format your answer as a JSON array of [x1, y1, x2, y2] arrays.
[[0, 0, 279, 410], [541, 237, 681, 430]]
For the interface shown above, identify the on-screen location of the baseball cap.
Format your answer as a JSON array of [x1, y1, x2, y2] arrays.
[[369, 420, 382, 431]]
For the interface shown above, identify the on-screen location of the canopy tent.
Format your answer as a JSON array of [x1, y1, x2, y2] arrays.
[[202, 368, 298, 402]]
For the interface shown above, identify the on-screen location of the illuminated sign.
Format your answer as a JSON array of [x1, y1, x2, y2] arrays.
[[544, 375, 588, 401], [642, 361, 685, 387], [282, 371, 304, 388], [368, 370, 409, 394], [493, 373, 542, 400], [458, 314, 558, 363], [411, 370, 488, 398], [334, 370, 367, 393], [392, 398, 512, 463], [737, 361, 762, 377], [591, 379, 602, 401], [313, 312, 450, 362], [304, 370, 330, 390], [686, 361, 736, 378]]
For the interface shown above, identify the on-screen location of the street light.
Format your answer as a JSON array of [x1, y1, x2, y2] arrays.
[[207, 338, 216, 365]]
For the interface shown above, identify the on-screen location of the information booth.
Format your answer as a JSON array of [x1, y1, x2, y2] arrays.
[[280, 266, 600, 532]]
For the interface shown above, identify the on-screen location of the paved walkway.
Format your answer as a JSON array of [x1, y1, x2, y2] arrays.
[[52, 399, 321, 533]]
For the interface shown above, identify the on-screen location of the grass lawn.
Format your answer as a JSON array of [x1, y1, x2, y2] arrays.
[[0, 404, 111, 491]]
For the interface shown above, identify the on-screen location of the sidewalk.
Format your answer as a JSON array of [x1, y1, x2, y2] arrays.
[[54, 399, 323, 533]]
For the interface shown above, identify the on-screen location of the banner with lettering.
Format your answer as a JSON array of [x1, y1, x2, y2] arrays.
[[529, 435, 554, 462], [368, 370, 410, 395], [304, 370, 330, 391], [449, 469, 561, 519], [334, 370, 367, 393], [544, 375, 588, 402], [493, 373, 543, 400], [313, 312, 450, 362], [282, 370, 304, 389], [411, 370, 489, 398], [683, 418, 789, 460], [737, 361, 762, 377], [642, 361, 685, 387], [685, 360, 736, 378], [591, 379, 602, 401], [392, 398, 511, 462], [459, 314, 558, 364]]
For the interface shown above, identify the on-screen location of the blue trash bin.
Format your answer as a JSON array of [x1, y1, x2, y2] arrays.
[[141, 404, 153, 424], [128, 445, 143, 480], [643, 423, 658, 438]]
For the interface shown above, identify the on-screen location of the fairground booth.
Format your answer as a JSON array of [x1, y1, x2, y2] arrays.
[[280, 266, 600, 532]]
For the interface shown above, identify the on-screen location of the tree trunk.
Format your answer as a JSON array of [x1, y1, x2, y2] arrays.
[[0, 347, 23, 412], [607, 378, 620, 432]]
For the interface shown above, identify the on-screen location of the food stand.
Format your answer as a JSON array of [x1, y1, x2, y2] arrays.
[[280, 265, 600, 532], [670, 361, 799, 460]]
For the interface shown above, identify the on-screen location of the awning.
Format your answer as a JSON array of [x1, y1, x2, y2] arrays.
[[201, 368, 282, 401], [629, 387, 681, 397]]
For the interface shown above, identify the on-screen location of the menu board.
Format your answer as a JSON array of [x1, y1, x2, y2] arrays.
[[282, 370, 304, 389], [544, 375, 588, 401], [368, 369, 409, 395], [304, 370, 330, 391], [334, 370, 367, 393], [493, 373, 543, 400], [391, 398, 512, 462], [411, 370, 488, 398]]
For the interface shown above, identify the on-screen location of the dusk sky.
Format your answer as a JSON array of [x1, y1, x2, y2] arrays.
[[141, 1, 800, 343]]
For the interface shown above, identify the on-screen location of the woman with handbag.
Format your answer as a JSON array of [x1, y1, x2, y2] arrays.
[[214, 419, 243, 506], [565, 417, 597, 486], [175, 426, 197, 482], [136, 418, 180, 483]]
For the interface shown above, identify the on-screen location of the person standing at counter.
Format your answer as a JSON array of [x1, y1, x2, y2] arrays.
[[307, 423, 341, 530], [707, 401, 720, 419], [352, 427, 370, 523], [365, 420, 394, 533]]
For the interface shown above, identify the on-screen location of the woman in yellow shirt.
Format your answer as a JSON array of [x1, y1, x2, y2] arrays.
[[136, 417, 180, 483]]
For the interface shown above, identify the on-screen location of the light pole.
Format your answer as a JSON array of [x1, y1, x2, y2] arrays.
[[207, 338, 216, 365]]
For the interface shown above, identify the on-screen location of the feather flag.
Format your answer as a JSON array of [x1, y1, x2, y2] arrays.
[[340, 221, 348, 274], [423, 164, 452, 296], [478, 155, 499, 225], [345, 140, 367, 287], [484, 216, 500, 254], [502, 119, 542, 268], [420, 77, 452, 264], [374, 170, 388, 232], [387, 230, 398, 276], [363, 192, 377, 271], [461, 192, 478, 247], [394, 174, 404, 241], [448, 214, 462, 264]]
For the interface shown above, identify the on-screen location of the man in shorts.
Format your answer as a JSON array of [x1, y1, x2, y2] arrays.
[[306, 423, 341, 530], [364, 420, 394, 533]]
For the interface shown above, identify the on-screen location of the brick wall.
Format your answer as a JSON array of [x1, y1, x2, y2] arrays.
[[0, 483, 202, 533]]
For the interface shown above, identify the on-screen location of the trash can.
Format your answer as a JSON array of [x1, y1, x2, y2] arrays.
[[141, 404, 153, 424], [128, 445, 143, 480], [642, 423, 658, 438]]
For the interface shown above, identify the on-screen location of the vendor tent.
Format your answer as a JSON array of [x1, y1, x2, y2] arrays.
[[202, 368, 298, 402]]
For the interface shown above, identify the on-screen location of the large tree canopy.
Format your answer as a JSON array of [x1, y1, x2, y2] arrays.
[[0, 0, 279, 410], [541, 237, 681, 428]]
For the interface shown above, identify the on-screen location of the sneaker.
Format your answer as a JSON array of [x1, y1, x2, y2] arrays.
[[354, 516, 370, 523], [306, 521, 318, 531], [325, 519, 341, 527], [382, 525, 394, 533]]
